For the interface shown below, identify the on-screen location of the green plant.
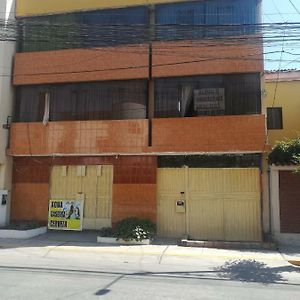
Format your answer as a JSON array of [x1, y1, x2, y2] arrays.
[[113, 217, 156, 242], [268, 138, 300, 166]]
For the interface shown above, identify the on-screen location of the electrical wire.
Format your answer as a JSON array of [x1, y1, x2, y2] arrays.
[[288, 0, 300, 15]]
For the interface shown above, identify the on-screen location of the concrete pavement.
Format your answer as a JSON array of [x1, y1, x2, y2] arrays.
[[1, 233, 300, 299], [0, 232, 300, 267]]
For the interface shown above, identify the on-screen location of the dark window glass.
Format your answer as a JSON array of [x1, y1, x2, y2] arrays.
[[15, 89, 47, 122], [155, 0, 260, 41], [155, 73, 261, 118], [18, 0, 261, 52], [267, 107, 283, 130], [18, 6, 148, 52], [15, 80, 147, 122], [158, 154, 261, 168]]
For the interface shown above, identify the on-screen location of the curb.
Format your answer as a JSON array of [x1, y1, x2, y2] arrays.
[[180, 239, 277, 251]]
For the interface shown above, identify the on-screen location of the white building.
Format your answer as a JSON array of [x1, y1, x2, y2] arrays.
[[0, 0, 15, 226]]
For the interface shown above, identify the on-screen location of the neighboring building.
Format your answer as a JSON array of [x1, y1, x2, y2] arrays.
[[10, 0, 268, 241], [265, 70, 300, 245], [0, 0, 15, 226], [265, 70, 300, 146]]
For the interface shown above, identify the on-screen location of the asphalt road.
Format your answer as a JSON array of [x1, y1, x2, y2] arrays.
[[0, 239, 300, 299]]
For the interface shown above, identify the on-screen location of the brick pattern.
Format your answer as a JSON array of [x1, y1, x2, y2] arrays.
[[10, 120, 149, 156], [13, 157, 51, 183], [151, 115, 267, 153], [279, 171, 300, 233], [13, 45, 149, 85], [13, 41, 263, 85], [152, 39, 263, 78], [10, 183, 50, 223], [11, 156, 157, 224], [112, 184, 157, 224], [9, 115, 267, 156]]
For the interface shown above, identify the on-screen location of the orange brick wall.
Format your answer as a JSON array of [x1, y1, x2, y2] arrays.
[[13, 45, 149, 85], [9, 116, 267, 156], [152, 39, 263, 78], [13, 40, 263, 85], [11, 183, 50, 223], [151, 115, 267, 153], [11, 157, 51, 224], [112, 184, 156, 224], [9, 120, 149, 156]]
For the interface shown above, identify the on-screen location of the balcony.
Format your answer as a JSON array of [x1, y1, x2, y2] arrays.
[[9, 120, 149, 156], [9, 115, 267, 156], [151, 115, 267, 153]]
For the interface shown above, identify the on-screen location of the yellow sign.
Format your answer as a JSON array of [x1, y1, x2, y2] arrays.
[[48, 200, 84, 231]]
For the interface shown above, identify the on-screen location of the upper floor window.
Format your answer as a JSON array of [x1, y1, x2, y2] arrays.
[[155, 73, 261, 118], [15, 80, 147, 122], [155, 0, 260, 40], [18, 0, 261, 52], [267, 107, 283, 130], [18, 6, 148, 52]]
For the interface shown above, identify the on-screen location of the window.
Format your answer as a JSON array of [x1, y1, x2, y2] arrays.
[[16, 80, 147, 122], [155, 0, 260, 41], [154, 73, 261, 118], [18, 6, 148, 52], [267, 107, 283, 130]]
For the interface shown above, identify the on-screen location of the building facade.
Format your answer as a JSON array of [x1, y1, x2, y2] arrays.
[[265, 71, 300, 245], [265, 70, 300, 146], [0, 0, 15, 226], [10, 0, 268, 241]]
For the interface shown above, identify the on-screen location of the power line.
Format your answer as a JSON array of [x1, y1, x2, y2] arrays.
[[288, 0, 300, 15], [271, 23, 287, 109]]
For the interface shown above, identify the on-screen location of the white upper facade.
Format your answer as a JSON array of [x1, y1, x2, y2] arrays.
[[0, 0, 15, 165]]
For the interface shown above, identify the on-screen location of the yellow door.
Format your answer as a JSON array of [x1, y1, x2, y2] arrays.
[[157, 168, 262, 241], [157, 168, 187, 237], [50, 165, 113, 230], [188, 168, 262, 241]]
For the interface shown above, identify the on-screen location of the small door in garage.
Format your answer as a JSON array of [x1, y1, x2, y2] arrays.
[[50, 165, 113, 230], [157, 168, 262, 241]]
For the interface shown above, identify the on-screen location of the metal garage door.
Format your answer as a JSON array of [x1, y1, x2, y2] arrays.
[[50, 165, 113, 230], [157, 168, 262, 241]]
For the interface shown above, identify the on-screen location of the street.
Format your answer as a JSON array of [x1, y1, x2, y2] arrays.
[[0, 235, 300, 299]]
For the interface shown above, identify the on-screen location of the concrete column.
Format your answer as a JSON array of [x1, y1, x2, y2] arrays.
[[261, 153, 271, 238]]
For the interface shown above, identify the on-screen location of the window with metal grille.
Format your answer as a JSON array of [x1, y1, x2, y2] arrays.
[[267, 107, 283, 130]]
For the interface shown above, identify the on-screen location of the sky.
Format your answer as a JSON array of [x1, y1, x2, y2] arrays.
[[263, 0, 300, 70]]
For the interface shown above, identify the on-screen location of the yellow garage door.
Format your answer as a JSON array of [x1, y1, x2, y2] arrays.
[[50, 165, 113, 230], [157, 168, 262, 241]]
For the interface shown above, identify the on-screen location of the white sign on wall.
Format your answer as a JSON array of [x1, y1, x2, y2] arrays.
[[194, 88, 225, 113]]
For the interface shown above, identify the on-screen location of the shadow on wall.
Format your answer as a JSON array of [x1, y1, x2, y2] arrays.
[[214, 259, 298, 284]]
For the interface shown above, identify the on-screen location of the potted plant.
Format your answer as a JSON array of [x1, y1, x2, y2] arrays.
[[97, 217, 156, 245]]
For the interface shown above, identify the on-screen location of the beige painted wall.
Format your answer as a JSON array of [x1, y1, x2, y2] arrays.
[[0, 0, 15, 224], [16, 0, 191, 16], [265, 74, 300, 146]]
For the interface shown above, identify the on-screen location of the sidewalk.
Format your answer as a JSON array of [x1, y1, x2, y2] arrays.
[[0, 232, 299, 265]]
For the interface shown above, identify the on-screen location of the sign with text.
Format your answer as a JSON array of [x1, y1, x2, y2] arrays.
[[194, 88, 225, 114], [48, 200, 84, 231]]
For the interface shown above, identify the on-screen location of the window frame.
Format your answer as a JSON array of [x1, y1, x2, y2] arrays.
[[267, 107, 283, 130]]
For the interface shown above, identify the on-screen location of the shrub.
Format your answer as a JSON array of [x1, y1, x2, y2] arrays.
[[114, 217, 156, 242], [268, 138, 300, 165]]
